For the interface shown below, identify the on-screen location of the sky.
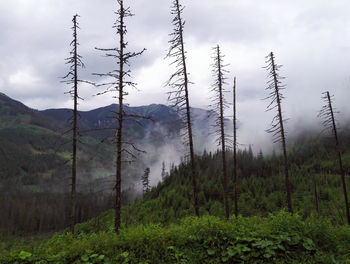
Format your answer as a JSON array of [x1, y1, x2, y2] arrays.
[[0, 0, 350, 150]]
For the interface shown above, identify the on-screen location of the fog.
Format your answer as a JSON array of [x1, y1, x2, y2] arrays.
[[77, 93, 350, 194]]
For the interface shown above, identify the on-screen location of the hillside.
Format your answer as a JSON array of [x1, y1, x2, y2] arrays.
[[0, 93, 214, 193], [0, 93, 115, 193], [1, 93, 350, 262], [2, 136, 350, 262], [0, 93, 214, 235], [0, 93, 54, 129], [123, 132, 350, 226], [40, 104, 183, 145]]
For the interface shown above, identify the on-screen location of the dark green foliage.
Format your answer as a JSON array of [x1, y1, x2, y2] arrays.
[[0, 93, 193, 235], [1, 212, 350, 263], [0, 125, 116, 235], [123, 131, 350, 226], [0, 193, 112, 236], [1, 91, 350, 262], [0, 125, 114, 192]]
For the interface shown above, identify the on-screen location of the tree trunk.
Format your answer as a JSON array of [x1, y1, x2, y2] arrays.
[[175, 0, 199, 217], [233, 77, 238, 217], [270, 53, 293, 213], [326, 91, 350, 225], [70, 15, 78, 234], [115, 0, 125, 234], [217, 46, 229, 220]]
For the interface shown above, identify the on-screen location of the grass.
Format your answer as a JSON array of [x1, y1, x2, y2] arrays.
[[1, 211, 350, 263]]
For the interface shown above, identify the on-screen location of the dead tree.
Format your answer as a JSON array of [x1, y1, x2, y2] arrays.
[[166, 0, 199, 217], [318, 91, 350, 225], [94, 0, 145, 234], [62, 14, 85, 234], [210, 45, 231, 220], [264, 52, 293, 213], [232, 77, 238, 217]]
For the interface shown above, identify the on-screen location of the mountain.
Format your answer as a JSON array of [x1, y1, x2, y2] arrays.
[[1, 92, 350, 241], [40, 104, 183, 145], [0, 93, 53, 129], [0, 94, 115, 194], [40, 103, 214, 146], [0, 93, 215, 234], [0, 93, 214, 194]]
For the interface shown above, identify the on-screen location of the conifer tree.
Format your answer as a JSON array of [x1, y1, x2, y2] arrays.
[[94, 0, 145, 233], [210, 45, 231, 220], [166, 0, 199, 216], [62, 14, 84, 234], [318, 91, 350, 224], [264, 52, 292, 213], [161, 161, 166, 180], [142, 168, 150, 194]]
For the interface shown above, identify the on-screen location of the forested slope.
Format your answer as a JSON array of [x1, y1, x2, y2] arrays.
[[0, 93, 214, 235], [1, 122, 350, 263], [124, 131, 350, 226]]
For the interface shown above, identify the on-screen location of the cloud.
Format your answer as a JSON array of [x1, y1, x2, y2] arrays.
[[0, 0, 349, 151]]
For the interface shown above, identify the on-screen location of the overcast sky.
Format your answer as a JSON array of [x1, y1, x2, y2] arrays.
[[1, 0, 350, 149]]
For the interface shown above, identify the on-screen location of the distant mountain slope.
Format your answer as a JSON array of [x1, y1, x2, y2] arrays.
[[0, 93, 53, 129], [0, 93, 214, 194], [40, 104, 183, 144], [0, 94, 114, 193], [0, 92, 216, 140], [40, 104, 213, 145]]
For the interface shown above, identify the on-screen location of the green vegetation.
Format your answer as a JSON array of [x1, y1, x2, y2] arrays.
[[122, 136, 350, 227], [1, 93, 350, 263], [1, 134, 350, 263], [0, 125, 114, 193], [1, 212, 350, 263]]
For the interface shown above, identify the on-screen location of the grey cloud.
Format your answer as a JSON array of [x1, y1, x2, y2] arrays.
[[185, 2, 277, 45], [0, 0, 350, 151]]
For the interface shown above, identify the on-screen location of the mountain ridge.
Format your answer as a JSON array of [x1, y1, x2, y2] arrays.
[[0, 93, 213, 193]]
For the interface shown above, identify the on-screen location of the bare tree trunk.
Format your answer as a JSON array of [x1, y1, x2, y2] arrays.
[[270, 53, 293, 213], [326, 91, 350, 225], [94, 0, 145, 233], [166, 0, 199, 217], [70, 14, 78, 234], [183, 52, 199, 217], [233, 77, 238, 217], [216, 46, 229, 220], [115, 0, 125, 234], [176, 0, 199, 217]]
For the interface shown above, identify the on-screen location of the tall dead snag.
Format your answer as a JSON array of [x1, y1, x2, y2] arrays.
[[318, 91, 350, 225], [264, 52, 293, 213], [233, 77, 238, 217], [210, 45, 231, 220], [62, 14, 85, 234], [94, 0, 145, 234], [166, 0, 199, 217]]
